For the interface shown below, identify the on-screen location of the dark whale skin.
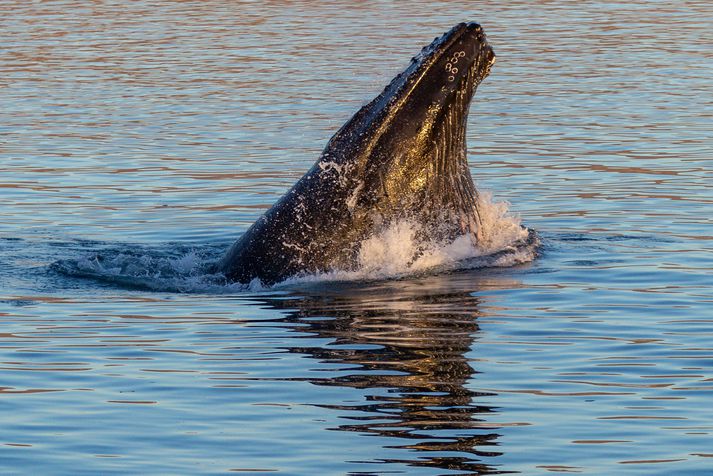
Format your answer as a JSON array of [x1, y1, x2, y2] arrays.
[[219, 23, 497, 285]]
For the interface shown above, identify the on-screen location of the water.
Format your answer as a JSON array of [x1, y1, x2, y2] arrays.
[[1, 1, 712, 474]]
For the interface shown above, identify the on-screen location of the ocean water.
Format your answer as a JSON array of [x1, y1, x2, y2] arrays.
[[1, 1, 712, 474]]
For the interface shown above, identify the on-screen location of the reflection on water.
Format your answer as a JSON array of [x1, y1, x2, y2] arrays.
[[261, 276, 506, 474]]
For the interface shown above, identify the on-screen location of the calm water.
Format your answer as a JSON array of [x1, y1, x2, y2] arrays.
[[2, 1, 713, 474]]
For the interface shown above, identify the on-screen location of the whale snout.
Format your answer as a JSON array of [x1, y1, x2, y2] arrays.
[[463, 22, 493, 54], [455, 22, 486, 41], [430, 22, 495, 90], [448, 22, 495, 62], [464, 21, 485, 38]]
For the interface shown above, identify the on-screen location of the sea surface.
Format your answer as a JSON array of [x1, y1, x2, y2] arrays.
[[2, 1, 712, 474]]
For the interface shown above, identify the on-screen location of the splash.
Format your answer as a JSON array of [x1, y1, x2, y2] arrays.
[[285, 190, 538, 285], [50, 244, 246, 293], [52, 190, 538, 293]]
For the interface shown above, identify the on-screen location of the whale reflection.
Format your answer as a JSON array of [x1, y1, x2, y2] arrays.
[[258, 272, 522, 474]]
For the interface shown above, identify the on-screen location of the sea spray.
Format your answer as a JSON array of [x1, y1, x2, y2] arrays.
[[282, 189, 538, 285]]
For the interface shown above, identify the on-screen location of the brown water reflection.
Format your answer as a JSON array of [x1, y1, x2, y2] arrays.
[[258, 274, 526, 474]]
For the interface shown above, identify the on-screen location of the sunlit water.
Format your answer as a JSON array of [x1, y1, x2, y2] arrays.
[[2, 1, 712, 474]]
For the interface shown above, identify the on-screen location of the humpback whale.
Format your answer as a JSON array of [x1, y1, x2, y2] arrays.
[[219, 22, 527, 285]]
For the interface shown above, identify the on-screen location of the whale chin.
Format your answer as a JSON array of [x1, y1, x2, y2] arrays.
[[219, 23, 505, 285]]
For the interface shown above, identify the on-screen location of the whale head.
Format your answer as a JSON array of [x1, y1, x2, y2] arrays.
[[220, 23, 499, 284], [318, 22, 495, 241]]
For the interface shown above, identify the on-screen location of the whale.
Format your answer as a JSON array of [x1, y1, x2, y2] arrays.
[[218, 22, 526, 285]]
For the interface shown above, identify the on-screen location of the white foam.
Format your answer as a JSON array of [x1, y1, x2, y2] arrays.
[[278, 190, 537, 286], [54, 245, 249, 294], [475, 191, 530, 252]]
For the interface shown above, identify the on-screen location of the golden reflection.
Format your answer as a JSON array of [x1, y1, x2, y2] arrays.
[[258, 272, 525, 474]]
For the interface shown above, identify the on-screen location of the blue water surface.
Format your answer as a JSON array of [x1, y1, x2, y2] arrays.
[[1, 1, 712, 474]]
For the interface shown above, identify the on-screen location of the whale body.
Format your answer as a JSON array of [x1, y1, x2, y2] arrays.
[[219, 23, 510, 285]]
